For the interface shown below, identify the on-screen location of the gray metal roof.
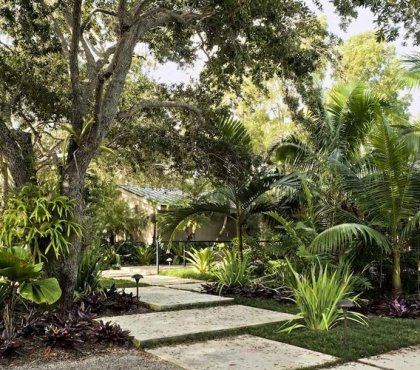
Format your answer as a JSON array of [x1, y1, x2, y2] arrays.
[[119, 185, 186, 205]]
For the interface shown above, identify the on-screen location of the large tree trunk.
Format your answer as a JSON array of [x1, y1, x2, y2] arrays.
[[58, 167, 86, 308]]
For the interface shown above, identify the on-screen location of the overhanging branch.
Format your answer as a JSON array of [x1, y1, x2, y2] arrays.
[[81, 8, 118, 32], [116, 100, 205, 123]]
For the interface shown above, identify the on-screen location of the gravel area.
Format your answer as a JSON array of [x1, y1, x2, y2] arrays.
[[6, 351, 182, 370]]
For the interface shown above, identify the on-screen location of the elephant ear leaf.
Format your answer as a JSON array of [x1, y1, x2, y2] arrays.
[[19, 278, 62, 305]]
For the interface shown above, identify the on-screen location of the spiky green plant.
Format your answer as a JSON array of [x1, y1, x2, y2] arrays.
[[281, 260, 367, 332], [135, 245, 155, 265], [76, 247, 103, 295], [0, 185, 81, 262], [213, 249, 251, 293], [186, 247, 215, 273]]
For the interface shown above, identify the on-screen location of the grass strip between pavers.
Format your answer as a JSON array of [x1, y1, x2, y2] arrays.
[[100, 278, 150, 289], [159, 267, 216, 281], [236, 297, 420, 362], [136, 296, 420, 365]]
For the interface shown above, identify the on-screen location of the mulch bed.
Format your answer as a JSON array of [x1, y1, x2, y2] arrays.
[[1, 286, 152, 366]]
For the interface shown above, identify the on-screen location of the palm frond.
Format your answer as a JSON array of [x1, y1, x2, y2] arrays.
[[402, 53, 420, 88], [159, 202, 233, 240], [266, 211, 306, 249], [309, 223, 390, 254], [214, 114, 252, 149]]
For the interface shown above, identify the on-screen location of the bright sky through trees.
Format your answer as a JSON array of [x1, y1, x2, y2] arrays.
[[150, 2, 420, 117]]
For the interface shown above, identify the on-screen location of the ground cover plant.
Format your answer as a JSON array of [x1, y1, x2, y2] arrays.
[[235, 297, 420, 361]]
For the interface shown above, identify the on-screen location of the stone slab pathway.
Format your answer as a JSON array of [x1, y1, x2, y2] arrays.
[[148, 334, 337, 370], [123, 286, 232, 310], [101, 305, 295, 345], [358, 345, 420, 370], [165, 283, 205, 292], [326, 345, 420, 370]]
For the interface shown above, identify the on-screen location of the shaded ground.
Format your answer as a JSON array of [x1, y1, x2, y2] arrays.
[[7, 349, 182, 370]]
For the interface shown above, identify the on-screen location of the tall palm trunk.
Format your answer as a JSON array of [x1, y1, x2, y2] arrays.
[[235, 218, 243, 260], [392, 249, 402, 297]]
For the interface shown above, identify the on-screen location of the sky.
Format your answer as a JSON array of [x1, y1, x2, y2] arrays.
[[148, 1, 420, 117]]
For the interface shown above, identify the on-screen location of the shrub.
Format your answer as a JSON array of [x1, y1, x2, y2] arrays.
[[168, 243, 185, 265], [186, 247, 215, 273], [213, 250, 251, 293], [359, 297, 420, 318], [0, 247, 61, 339], [135, 245, 155, 265], [281, 260, 367, 332]]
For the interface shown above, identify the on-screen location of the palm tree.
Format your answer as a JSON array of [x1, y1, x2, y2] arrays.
[[312, 116, 420, 295], [161, 173, 296, 259], [270, 81, 420, 295], [270, 81, 386, 171], [403, 53, 420, 88], [160, 115, 297, 259]]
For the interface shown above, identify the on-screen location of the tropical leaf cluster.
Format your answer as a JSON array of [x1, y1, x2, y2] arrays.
[[0, 185, 80, 262]]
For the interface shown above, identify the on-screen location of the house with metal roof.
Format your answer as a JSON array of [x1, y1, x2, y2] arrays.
[[118, 185, 235, 245]]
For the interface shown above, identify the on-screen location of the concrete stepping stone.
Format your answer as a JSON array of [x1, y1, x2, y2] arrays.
[[101, 305, 295, 345], [148, 334, 338, 370], [122, 286, 232, 310], [358, 345, 420, 370], [165, 283, 206, 293]]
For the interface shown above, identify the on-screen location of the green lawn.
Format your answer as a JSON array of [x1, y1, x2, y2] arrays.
[[237, 298, 420, 361], [100, 278, 149, 289], [159, 267, 216, 281]]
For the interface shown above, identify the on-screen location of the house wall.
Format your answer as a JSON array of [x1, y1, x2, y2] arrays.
[[119, 188, 235, 244]]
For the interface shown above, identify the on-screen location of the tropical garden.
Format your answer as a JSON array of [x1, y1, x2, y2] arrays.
[[0, 0, 419, 368]]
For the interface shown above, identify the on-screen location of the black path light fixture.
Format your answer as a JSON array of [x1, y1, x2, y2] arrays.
[[337, 298, 355, 344], [131, 274, 144, 308]]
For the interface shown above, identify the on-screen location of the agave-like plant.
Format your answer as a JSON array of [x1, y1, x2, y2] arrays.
[[186, 247, 215, 273], [213, 249, 251, 293], [281, 260, 367, 332], [0, 247, 62, 338]]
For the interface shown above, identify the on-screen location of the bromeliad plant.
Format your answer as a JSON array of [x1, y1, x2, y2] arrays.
[[0, 247, 61, 339], [186, 247, 215, 273], [281, 260, 367, 332], [0, 185, 81, 262]]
